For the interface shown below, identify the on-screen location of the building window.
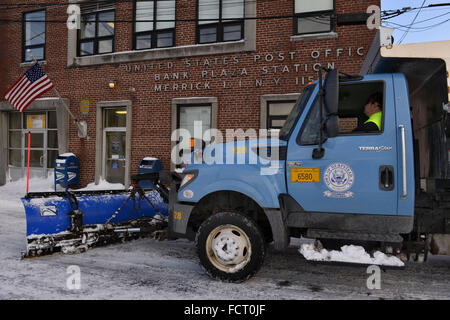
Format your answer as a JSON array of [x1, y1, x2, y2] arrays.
[[8, 111, 59, 175], [197, 0, 244, 44], [178, 104, 212, 138], [267, 101, 297, 131], [23, 10, 46, 62], [78, 4, 115, 56], [176, 104, 211, 163], [294, 0, 334, 35], [134, 0, 176, 50]]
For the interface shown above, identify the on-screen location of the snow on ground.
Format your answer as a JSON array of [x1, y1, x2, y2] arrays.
[[1, 175, 54, 212], [300, 244, 405, 267], [0, 177, 449, 300]]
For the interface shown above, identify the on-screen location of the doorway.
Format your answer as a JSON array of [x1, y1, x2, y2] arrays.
[[102, 107, 127, 185]]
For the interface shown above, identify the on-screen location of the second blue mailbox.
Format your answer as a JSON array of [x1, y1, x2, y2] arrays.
[[138, 157, 163, 189], [54, 153, 79, 191]]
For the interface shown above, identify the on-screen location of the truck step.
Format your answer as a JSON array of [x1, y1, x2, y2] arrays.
[[306, 229, 403, 243], [305, 260, 405, 270]]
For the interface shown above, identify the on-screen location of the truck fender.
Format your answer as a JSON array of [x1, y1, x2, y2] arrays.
[[189, 179, 280, 209], [191, 185, 289, 252], [263, 208, 290, 252]]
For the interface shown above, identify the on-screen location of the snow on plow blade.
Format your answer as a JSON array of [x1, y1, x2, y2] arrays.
[[22, 189, 169, 257]]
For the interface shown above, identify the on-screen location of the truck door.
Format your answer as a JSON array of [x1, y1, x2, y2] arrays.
[[286, 77, 398, 215]]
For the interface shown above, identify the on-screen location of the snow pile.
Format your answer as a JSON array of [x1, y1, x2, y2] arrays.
[[300, 243, 405, 267], [77, 178, 125, 191], [0, 175, 54, 211], [59, 153, 76, 157], [149, 213, 167, 225]]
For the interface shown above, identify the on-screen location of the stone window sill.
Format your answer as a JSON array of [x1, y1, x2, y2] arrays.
[[290, 32, 338, 42], [20, 60, 47, 67], [69, 39, 253, 67]]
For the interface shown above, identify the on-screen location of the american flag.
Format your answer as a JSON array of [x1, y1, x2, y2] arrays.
[[3, 63, 54, 112]]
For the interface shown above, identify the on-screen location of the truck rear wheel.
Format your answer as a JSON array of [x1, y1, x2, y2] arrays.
[[195, 211, 265, 282]]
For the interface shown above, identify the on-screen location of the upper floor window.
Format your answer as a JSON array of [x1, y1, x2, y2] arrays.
[[78, 4, 115, 56], [134, 0, 176, 50], [23, 10, 46, 62], [197, 0, 244, 44], [294, 0, 334, 35]]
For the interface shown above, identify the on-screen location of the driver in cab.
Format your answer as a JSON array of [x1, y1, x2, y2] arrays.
[[353, 92, 383, 132]]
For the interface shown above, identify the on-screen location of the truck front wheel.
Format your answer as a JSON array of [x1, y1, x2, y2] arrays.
[[195, 211, 265, 282]]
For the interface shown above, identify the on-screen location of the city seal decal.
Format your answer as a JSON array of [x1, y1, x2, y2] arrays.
[[323, 162, 354, 198]]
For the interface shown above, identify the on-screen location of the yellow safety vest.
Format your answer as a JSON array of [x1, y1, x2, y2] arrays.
[[364, 111, 382, 130]]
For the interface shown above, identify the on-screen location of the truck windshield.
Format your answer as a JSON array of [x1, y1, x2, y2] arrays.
[[279, 84, 315, 140]]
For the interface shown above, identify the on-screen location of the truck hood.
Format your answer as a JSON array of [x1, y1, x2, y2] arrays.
[[178, 138, 288, 206], [184, 138, 286, 169]]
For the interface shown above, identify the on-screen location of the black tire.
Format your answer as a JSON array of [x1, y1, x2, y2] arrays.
[[195, 211, 265, 282]]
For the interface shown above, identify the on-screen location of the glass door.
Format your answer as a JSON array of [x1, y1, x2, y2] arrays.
[[103, 130, 126, 184], [102, 107, 127, 185]]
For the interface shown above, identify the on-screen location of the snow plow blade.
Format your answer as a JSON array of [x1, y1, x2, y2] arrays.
[[22, 185, 169, 257]]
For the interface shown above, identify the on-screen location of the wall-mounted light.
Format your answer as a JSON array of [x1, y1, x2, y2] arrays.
[[115, 110, 127, 115], [108, 80, 116, 89]]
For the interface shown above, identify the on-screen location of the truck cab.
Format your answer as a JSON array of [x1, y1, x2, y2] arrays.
[[169, 57, 448, 282]]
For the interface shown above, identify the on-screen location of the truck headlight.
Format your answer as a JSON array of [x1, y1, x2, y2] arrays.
[[180, 171, 198, 189]]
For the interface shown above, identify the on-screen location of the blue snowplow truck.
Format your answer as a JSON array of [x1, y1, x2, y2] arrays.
[[168, 55, 450, 282], [22, 50, 449, 283]]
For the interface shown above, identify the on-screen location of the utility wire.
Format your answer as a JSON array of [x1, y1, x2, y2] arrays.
[[384, 18, 450, 32], [0, 0, 449, 29], [0, 13, 335, 24], [383, 11, 449, 27], [2, 0, 448, 12], [398, 0, 427, 44], [0, 0, 253, 10]]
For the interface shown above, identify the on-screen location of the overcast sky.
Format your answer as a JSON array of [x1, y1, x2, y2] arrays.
[[381, 0, 449, 44]]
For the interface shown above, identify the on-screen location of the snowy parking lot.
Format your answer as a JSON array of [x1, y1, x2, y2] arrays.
[[1, 177, 449, 300]]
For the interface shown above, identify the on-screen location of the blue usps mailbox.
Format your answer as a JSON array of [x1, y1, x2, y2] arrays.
[[54, 153, 80, 191], [137, 157, 163, 189]]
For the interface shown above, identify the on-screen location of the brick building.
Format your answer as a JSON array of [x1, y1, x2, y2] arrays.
[[0, 0, 379, 187]]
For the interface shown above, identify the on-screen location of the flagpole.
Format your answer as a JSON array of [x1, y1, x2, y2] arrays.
[[51, 86, 78, 127], [26, 131, 31, 194], [27, 50, 88, 139]]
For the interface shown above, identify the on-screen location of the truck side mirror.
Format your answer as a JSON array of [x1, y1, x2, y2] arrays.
[[313, 68, 339, 159], [324, 69, 339, 115], [326, 115, 339, 138], [324, 69, 339, 138]]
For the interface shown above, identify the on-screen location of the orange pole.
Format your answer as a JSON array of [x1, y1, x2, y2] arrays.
[[26, 132, 30, 194]]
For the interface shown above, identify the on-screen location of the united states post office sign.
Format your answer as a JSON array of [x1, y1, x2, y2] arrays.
[[80, 100, 90, 115]]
